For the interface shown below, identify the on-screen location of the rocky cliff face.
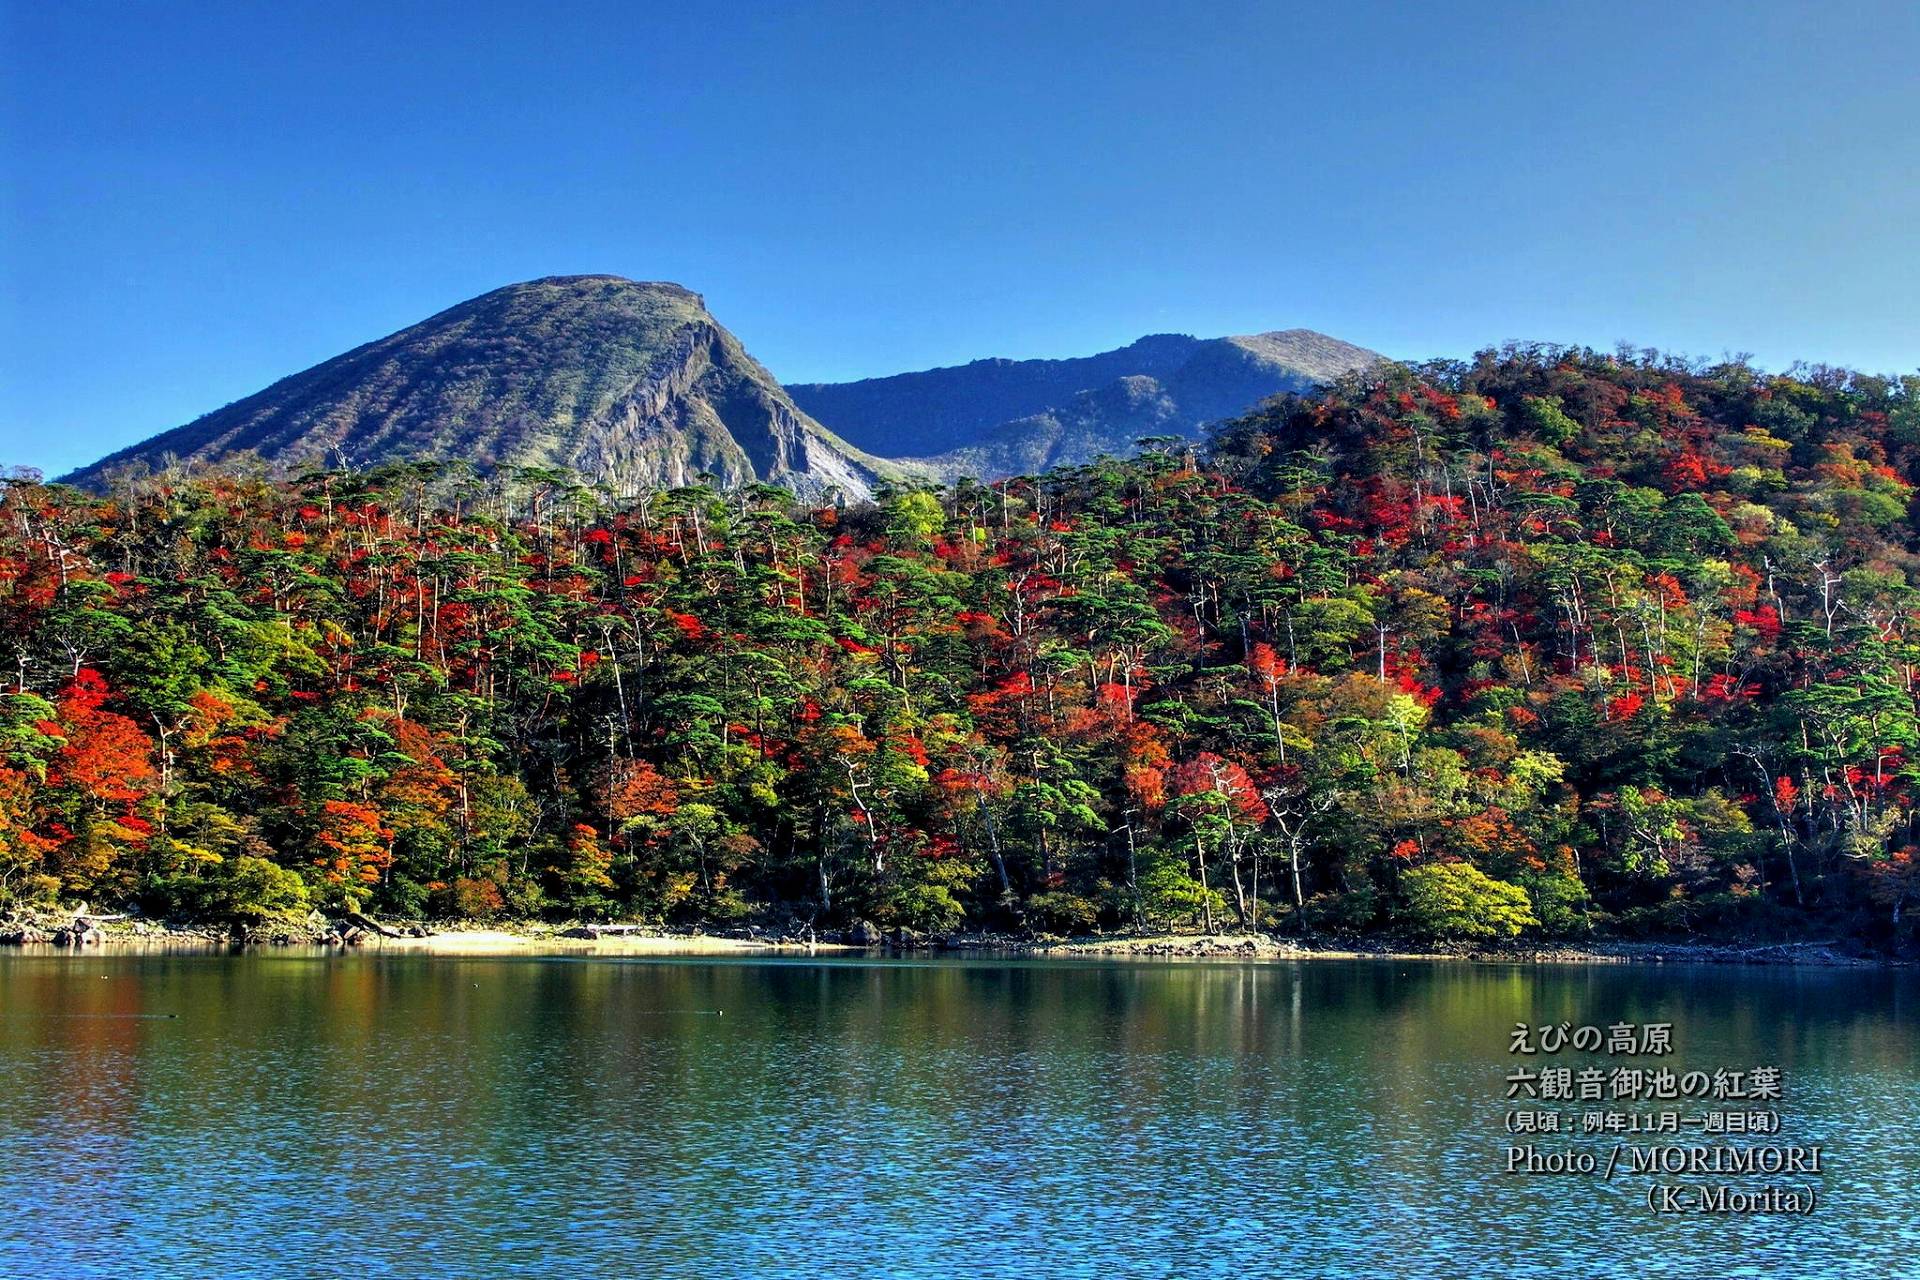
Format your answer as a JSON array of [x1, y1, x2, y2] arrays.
[[63, 276, 910, 501]]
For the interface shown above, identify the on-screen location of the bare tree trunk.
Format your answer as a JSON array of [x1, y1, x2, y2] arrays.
[[1290, 840, 1307, 930], [1194, 832, 1214, 934], [979, 800, 1011, 899], [1228, 848, 1250, 932]]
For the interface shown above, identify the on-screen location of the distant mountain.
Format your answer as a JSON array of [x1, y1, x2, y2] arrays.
[[63, 276, 913, 501], [787, 329, 1382, 478]]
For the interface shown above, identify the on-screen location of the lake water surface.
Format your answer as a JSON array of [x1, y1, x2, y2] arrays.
[[0, 952, 1913, 1277]]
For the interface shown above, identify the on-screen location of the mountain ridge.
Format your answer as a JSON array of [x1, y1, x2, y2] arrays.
[[786, 327, 1382, 476]]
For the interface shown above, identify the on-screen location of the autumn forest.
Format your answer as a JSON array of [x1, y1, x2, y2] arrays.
[[6, 345, 1920, 950]]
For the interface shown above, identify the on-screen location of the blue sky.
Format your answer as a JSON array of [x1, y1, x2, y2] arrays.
[[3, 0, 1916, 477]]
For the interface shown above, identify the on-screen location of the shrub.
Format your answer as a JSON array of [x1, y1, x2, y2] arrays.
[[449, 875, 506, 920], [1026, 890, 1101, 935], [1519, 869, 1590, 935], [0, 871, 61, 910], [202, 856, 311, 923], [879, 881, 966, 934], [384, 876, 431, 920], [1303, 882, 1381, 933], [1398, 862, 1538, 940], [1133, 850, 1220, 931]]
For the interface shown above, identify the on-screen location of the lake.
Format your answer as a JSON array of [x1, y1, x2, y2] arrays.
[[0, 952, 1913, 1277]]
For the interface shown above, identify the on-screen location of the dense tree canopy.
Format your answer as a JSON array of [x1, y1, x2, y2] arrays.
[[5, 345, 1919, 949]]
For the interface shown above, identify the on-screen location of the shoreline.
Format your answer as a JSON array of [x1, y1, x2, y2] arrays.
[[1018, 933, 1890, 967], [0, 916, 1897, 966]]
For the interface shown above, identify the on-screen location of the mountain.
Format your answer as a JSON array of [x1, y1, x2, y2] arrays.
[[63, 276, 913, 501], [62, 280, 1380, 493], [786, 328, 1382, 477]]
